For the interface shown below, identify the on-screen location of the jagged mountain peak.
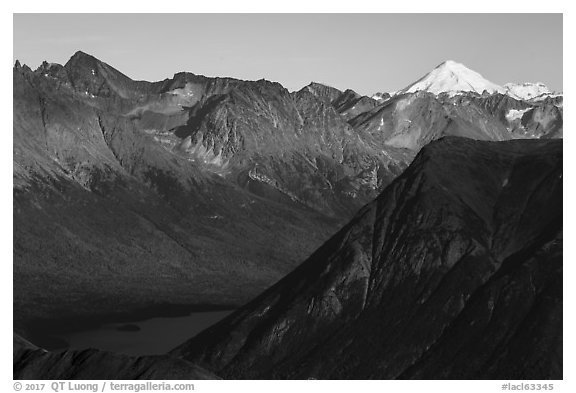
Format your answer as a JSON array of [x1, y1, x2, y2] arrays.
[[64, 50, 134, 81], [371, 92, 391, 102], [399, 60, 505, 97], [35, 60, 64, 72], [65, 50, 102, 69], [330, 88, 362, 108], [305, 81, 337, 90], [61, 50, 138, 98], [302, 82, 342, 105], [13, 60, 32, 74], [71, 49, 93, 58], [340, 88, 361, 98]]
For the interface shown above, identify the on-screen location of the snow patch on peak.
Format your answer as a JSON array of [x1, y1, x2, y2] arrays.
[[399, 60, 505, 97], [372, 92, 392, 102], [503, 82, 554, 100], [440, 60, 465, 70]]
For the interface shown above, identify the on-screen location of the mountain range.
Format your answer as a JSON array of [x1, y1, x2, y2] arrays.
[[13, 52, 562, 379]]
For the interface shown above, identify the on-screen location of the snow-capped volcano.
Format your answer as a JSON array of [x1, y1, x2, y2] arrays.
[[399, 60, 505, 96]]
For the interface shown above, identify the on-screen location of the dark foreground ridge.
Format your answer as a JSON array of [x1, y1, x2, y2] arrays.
[[173, 137, 562, 379], [13, 334, 218, 380]]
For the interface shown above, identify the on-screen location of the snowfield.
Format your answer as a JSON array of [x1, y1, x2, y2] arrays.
[[399, 60, 506, 96]]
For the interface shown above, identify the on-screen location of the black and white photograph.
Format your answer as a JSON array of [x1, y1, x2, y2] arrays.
[[8, 6, 569, 387]]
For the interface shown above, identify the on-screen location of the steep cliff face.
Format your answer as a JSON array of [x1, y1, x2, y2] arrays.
[[165, 79, 409, 216], [302, 82, 343, 105], [331, 89, 380, 121], [13, 334, 218, 380], [174, 137, 562, 380]]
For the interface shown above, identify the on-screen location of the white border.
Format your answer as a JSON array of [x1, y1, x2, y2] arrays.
[[3, 3, 572, 391]]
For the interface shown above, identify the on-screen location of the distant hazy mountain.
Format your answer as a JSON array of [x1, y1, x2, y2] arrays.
[[331, 89, 380, 121]]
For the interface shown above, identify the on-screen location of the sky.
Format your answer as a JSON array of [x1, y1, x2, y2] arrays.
[[13, 14, 563, 95]]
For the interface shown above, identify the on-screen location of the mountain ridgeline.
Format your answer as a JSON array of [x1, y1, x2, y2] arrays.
[[174, 137, 562, 379], [13, 52, 562, 379], [13, 334, 217, 379]]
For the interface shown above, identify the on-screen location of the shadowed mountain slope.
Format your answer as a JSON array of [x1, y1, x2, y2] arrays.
[[174, 137, 562, 380], [13, 334, 218, 380]]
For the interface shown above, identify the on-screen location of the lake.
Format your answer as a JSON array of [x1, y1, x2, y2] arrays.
[[53, 310, 232, 356]]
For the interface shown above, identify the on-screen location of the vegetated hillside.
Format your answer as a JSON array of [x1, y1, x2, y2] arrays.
[[174, 137, 562, 380]]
